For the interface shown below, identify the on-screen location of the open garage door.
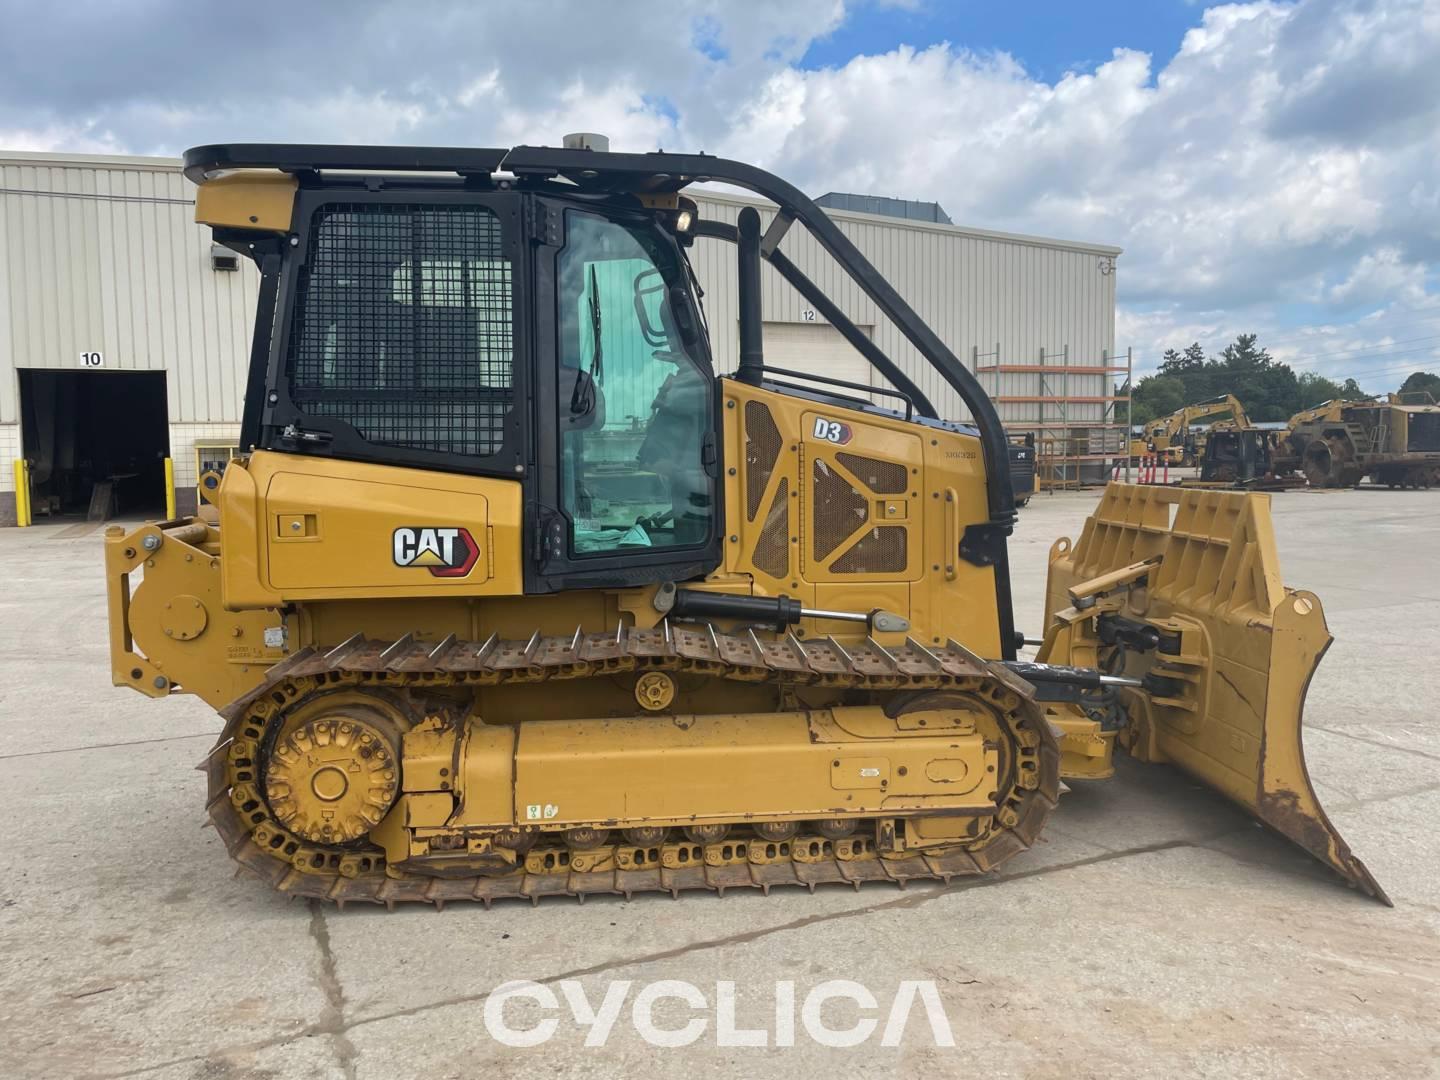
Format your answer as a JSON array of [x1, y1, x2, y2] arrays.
[[762, 321, 875, 397], [19, 370, 170, 520]]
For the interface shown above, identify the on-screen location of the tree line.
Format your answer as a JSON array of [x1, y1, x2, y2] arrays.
[[1124, 333, 1440, 426]]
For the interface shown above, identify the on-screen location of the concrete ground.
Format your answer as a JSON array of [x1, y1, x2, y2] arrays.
[[1, 487, 1437, 1079]]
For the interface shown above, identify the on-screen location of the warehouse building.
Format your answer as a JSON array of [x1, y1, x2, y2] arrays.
[[0, 149, 1121, 525]]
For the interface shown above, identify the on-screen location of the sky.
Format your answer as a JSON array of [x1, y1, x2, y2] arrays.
[[2, 0, 1438, 391]]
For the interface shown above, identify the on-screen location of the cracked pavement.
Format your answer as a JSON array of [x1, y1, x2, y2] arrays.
[[1, 486, 1437, 1079]]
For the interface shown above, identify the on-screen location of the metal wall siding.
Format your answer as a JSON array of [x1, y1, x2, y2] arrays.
[[0, 156, 258, 425], [0, 186, 12, 422], [1, 154, 1115, 436]]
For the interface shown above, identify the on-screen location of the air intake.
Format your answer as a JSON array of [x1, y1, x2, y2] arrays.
[[752, 479, 790, 579], [812, 458, 869, 562], [830, 527, 907, 574], [836, 452, 908, 494], [744, 402, 782, 520]]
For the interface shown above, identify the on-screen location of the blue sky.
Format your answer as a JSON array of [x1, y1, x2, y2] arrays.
[[803, 1, 1204, 83], [791, 0, 1440, 387], [2, 0, 1438, 388]]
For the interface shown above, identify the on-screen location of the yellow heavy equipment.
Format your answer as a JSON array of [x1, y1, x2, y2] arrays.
[[1283, 394, 1440, 488], [1143, 394, 1252, 466], [104, 142, 1384, 907]]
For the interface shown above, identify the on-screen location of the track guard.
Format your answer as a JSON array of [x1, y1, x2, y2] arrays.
[[1042, 483, 1388, 904]]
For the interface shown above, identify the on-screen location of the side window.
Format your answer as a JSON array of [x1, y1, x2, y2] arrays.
[[286, 203, 514, 458], [557, 211, 712, 555]]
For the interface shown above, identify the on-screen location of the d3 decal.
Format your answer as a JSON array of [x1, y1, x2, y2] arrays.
[[812, 416, 853, 444], [392, 527, 480, 577]]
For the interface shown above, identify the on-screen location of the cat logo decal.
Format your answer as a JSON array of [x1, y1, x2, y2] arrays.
[[392, 527, 480, 577]]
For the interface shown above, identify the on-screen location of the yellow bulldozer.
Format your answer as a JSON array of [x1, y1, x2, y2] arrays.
[[103, 142, 1384, 907]]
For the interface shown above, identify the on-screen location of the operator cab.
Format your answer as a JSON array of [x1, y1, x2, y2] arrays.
[[223, 154, 724, 590], [195, 138, 1020, 651]]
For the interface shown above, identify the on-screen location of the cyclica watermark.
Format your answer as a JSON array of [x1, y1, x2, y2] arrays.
[[483, 979, 956, 1048]]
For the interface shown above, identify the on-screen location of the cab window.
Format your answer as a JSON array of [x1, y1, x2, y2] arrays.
[[556, 211, 712, 555], [287, 202, 514, 458]]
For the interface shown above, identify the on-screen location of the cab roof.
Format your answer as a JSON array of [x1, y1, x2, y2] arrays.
[[183, 143, 726, 194]]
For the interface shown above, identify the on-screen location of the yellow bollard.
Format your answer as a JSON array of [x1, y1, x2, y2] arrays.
[[163, 457, 177, 520], [12, 459, 31, 527]]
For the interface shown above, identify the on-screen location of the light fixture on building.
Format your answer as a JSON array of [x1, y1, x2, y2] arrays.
[[210, 244, 240, 272]]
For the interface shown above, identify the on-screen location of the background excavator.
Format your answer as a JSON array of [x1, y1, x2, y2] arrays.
[[103, 141, 1384, 907], [1141, 394, 1252, 467]]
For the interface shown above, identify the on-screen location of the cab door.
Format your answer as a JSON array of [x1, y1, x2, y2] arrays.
[[526, 199, 721, 592]]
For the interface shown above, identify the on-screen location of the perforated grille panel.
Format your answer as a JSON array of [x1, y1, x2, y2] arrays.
[[745, 401, 782, 520], [830, 526, 908, 574], [1410, 413, 1440, 452], [287, 203, 514, 457], [812, 458, 869, 561], [752, 478, 790, 579], [836, 452, 908, 494]]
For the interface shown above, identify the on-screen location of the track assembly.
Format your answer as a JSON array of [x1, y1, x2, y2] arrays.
[[205, 626, 1061, 909]]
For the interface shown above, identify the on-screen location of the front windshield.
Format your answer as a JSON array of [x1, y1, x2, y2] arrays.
[[557, 210, 712, 555]]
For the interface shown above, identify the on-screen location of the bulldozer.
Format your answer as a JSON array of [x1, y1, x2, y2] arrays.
[[103, 141, 1385, 907], [1192, 427, 1287, 486]]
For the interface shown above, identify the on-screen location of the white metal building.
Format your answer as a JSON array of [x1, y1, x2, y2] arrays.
[[0, 149, 1120, 524]]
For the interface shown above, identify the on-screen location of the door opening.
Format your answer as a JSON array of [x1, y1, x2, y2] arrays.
[[18, 370, 170, 520]]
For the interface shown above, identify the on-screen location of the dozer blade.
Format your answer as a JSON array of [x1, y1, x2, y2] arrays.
[[1043, 483, 1388, 904]]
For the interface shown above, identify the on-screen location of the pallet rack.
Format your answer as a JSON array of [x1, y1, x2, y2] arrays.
[[975, 345, 1134, 490]]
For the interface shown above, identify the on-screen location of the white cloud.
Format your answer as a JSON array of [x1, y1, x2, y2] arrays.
[[1116, 307, 1229, 377], [0, 124, 124, 155], [2, 0, 1438, 389], [724, 3, 1433, 306], [1326, 247, 1429, 308], [704, 0, 1440, 388]]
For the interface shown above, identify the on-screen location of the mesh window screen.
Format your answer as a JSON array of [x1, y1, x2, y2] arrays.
[[287, 203, 514, 457]]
